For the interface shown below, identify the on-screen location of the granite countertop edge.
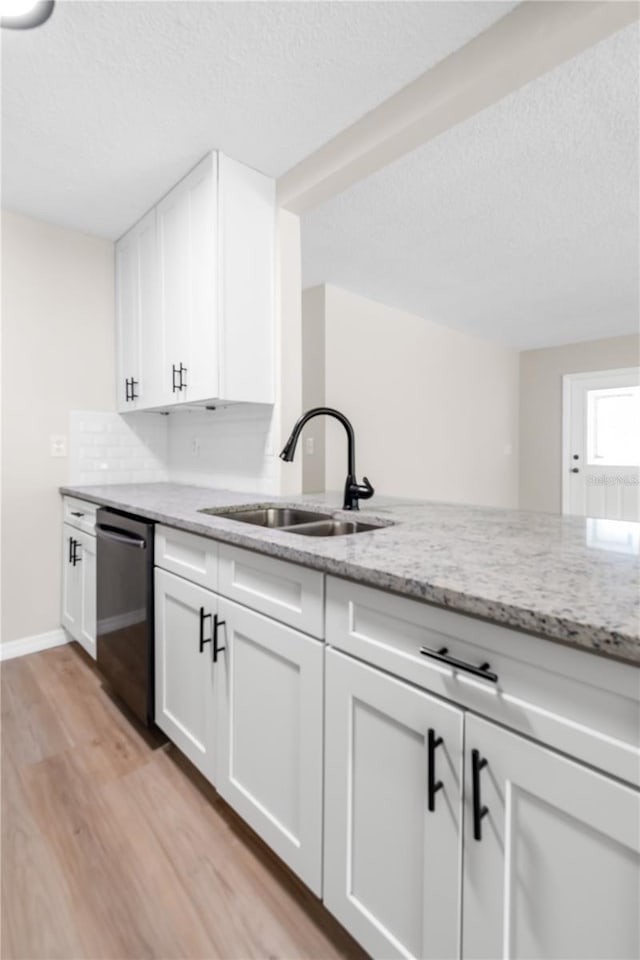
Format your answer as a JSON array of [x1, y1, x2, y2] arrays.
[[60, 483, 640, 667]]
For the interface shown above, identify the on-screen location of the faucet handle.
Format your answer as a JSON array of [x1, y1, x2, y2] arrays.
[[357, 476, 374, 500]]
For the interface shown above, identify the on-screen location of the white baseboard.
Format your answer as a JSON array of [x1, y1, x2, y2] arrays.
[[0, 628, 69, 662]]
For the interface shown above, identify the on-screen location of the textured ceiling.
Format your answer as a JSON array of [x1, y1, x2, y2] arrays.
[[1, 0, 516, 238], [302, 24, 640, 351]]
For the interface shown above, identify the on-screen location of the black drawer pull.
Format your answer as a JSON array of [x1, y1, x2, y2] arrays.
[[213, 614, 226, 663], [199, 607, 212, 653], [71, 540, 82, 566], [68, 536, 74, 564], [70, 511, 84, 517], [420, 646, 498, 683], [427, 728, 443, 812], [472, 749, 489, 841]]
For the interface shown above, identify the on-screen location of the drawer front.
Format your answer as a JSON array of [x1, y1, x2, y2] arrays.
[[326, 576, 640, 787], [63, 496, 97, 535], [218, 545, 324, 638], [155, 525, 218, 590]]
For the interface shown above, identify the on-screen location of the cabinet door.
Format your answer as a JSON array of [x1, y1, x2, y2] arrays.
[[216, 597, 324, 895], [116, 210, 157, 411], [157, 154, 217, 406], [115, 227, 141, 411], [136, 209, 160, 408], [463, 714, 640, 960], [75, 530, 96, 659], [61, 524, 81, 638], [154, 568, 219, 782], [324, 648, 463, 960]]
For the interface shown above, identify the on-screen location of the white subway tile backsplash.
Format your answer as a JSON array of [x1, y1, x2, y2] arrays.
[[69, 404, 279, 495], [70, 411, 169, 485]]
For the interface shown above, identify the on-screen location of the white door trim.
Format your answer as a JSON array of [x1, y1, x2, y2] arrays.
[[562, 367, 640, 515]]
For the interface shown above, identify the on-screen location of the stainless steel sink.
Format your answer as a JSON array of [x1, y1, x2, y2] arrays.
[[200, 505, 390, 536], [200, 506, 332, 528], [288, 519, 382, 537]]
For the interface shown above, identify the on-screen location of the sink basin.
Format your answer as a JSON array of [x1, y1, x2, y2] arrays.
[[201, 506, 332, 528], [200, 504, 390, 536], [288, 519, 382, 537]]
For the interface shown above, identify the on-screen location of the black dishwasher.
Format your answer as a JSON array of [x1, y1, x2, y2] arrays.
[[96, 508, 155, 726]]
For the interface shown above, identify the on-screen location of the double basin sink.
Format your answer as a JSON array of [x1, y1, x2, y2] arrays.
[[200, 506, 388, 537]]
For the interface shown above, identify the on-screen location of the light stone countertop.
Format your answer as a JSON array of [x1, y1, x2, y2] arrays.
[[61, 482, 640, 665]]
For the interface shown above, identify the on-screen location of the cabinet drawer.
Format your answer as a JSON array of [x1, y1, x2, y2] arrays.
[[63, 496, 97, 535], [326, 576, 640, 787], [155, 525, 218, 590], [218, 545, 324, 638]]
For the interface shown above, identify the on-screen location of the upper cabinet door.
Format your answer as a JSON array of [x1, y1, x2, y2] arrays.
[[463, 714, 640, 960], [115, 209, 157, 411], [115, 228, 141, 411], [156, 153, 218, 406]]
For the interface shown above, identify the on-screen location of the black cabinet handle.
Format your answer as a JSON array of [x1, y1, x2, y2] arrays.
[[420, 646, 498, 684], [71, 540, 82, 566], [472, 749, 489, 841], [571, 467, 579, 474], [130, 378, 139, 400], [68, 536, 74, 564], [427, 728, 443, 812], [199, 606, 212, 653], [70, 511, 84, 517], [172, 364, 188, 392], [212, 614, 226, 663]]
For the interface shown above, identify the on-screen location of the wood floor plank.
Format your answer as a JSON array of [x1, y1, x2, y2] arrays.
[[1, 654, 72, 766], [1, 752, 85, 960], [2, 643, 368, 960]]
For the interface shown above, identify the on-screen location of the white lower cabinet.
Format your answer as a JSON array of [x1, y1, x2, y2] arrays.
[[324, 648, 464, 960], [154, 568, 220, 783], [216, 597, 324, 895], [61, 523, 96, 659], [463, 714, 640, 960]]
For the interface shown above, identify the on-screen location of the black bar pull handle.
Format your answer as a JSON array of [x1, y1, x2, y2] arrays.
[[199, 606, 212, 653], [427, 728, 443, 812], [212, 614, 226, 663], [72, 540, 82, 566], [68, 536, 74, 564], [472, 749, 489, 841], [420, 646, 498, 684]]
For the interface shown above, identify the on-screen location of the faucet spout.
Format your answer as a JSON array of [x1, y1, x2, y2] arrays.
[[279, 407, 374, 511]]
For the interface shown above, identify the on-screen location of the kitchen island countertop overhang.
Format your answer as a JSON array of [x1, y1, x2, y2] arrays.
[[61, 482, 640, 665]]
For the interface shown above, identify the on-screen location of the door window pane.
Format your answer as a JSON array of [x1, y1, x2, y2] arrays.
[[587, 386, 640, 466]]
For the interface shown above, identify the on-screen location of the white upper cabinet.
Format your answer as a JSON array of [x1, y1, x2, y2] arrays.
[[115, 208, 157, 412], [116, 151, 275, 412]]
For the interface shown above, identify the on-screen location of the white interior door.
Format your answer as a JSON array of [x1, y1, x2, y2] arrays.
[[563, 367, 640, 520]]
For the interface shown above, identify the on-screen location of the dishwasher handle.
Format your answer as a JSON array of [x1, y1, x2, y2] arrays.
[[96, 523, 147, 549]]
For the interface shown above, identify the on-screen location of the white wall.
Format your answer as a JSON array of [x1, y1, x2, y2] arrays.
[[317, 285, 519, 507], [1, 211, 115, 644], [301, 285, 326, 493], [519, 334, 640, 513]]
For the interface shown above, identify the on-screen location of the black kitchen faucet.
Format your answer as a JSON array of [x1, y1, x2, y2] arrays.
[[279, 407, 374, 511]]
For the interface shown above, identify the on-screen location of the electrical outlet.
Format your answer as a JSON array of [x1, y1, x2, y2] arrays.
[[191, 437, 201, 456], [305, 437, 315, 455], [50, 434, 67, 457]]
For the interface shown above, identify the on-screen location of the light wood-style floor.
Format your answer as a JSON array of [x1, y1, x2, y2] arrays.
[[1, 643, 367, 960]]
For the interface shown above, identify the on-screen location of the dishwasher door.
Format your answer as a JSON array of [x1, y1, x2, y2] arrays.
[[96, 508, 155, 725]]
